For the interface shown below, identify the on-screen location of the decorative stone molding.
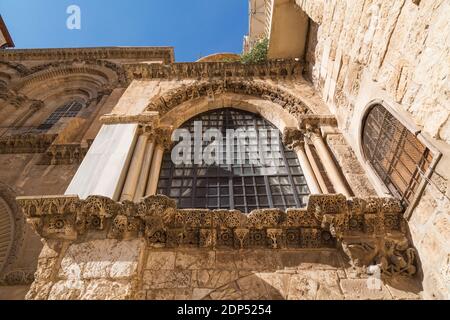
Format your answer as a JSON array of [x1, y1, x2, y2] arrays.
[[125, 59, 302, 81], [298, 115, 338, 130], [0, 47, 174, 64], [38, 141, 93, 165], [0, 133, 58, 154], [0, 270, 34, 286], [100, 111, 160, 126], [145, 79, 311, 117], [16, 193, 418, 278], [17, 60, 128, 88]]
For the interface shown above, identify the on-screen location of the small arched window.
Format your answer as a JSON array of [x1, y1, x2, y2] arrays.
[[37, 100, 83, 131], [156, 108, 310, 213], [362, 104, 433, 206]]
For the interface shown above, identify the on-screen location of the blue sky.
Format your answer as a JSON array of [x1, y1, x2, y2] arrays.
[[0, 0, 249, 62]]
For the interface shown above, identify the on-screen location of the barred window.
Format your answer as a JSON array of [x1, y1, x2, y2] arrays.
[[362, 104, 433, 206], [37, 101, 83, 131], [157, 108, 310, 213]]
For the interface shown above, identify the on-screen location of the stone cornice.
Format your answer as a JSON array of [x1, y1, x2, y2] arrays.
[[0, 47, 174, 64], [125, 59, 303, 81], [16, 194, 418, 277], [100, 111, 160, 125], [298, 115, 338, 130]]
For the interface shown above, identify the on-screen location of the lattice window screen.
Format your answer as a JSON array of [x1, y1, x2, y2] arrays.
[[362, 104, 433, 206], [37, 101, 83, 131], [157, 108, 310, 213]]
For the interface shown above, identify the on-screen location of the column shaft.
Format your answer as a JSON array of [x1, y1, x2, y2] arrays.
[[294, 145, 321, 194], [120, 134, 149, 202], [309, 132, 351, 196], [134, 139, 155, 202], [304, 143, 329, 193], [145, 144, 165, 196]]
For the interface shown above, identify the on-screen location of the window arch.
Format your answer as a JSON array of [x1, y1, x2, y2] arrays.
[[156, 108, 310, 213], [37, 100, 83, 131], [362, 104, 433, 206]]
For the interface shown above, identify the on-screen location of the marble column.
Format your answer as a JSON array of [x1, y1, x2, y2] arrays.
[[145, 144, 165, 196], [304, 142, 330, 194], [120, 133, 149, 201], [307, 128, 351, 197], [294, 142, 321, 194], [134, 138, 156, 202]]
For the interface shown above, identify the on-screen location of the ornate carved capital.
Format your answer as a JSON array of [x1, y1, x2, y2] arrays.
[[282, 127, 305, 150], [153, 126, 174, 150]]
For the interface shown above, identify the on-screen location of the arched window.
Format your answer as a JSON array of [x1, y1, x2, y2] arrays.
[[0, 196, 13, 273], [37, 100, 83, 131], [362, 104, 433, 206], [157, 108, 310, 213]]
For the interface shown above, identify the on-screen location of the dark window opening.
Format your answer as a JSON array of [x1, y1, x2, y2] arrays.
[[37, 101, 83, 131], [362, 104, 433, 206], [157, 108, 310, 213]]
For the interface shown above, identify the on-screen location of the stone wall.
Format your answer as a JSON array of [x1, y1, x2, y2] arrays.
[[27, 240, 421, 301], [294, 0, 450, 299], [16, 194, 424, 300]]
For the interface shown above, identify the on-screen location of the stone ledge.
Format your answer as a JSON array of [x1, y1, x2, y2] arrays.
[[15, 194, 418, 279]]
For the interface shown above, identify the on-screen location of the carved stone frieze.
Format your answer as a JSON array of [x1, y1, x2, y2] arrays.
[[0, 270, 35, 286], [125, 59, 302, 81], [145, 79, 311, 117], [15, 193, 417, 277], [0, 47, 174, 65], [0, 133, 58, 154], [39, 141, 93, 165]]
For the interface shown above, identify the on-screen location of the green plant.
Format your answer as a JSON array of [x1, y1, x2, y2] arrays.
[[240, 38, 269, 64]]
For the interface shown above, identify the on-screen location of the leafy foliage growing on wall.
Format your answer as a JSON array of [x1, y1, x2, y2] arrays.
[[240, 38, 269, 64]]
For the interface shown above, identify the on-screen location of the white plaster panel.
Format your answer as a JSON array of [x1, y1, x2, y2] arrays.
[[65, 124, 138, 200]]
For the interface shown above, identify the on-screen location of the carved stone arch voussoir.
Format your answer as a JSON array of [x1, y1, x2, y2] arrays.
[[145, 80, 313, 118], [13, 59, 127, 93]]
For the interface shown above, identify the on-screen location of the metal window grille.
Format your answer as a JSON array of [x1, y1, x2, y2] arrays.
[[157, 108, 310, 214], [37, 101, 83, 131], [362, 104, 433, 206]]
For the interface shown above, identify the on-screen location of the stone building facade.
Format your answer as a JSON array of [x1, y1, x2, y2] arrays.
[[0, 0, 448, 300]]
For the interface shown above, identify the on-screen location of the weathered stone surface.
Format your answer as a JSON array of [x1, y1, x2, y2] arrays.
[[80, 280, 132, 300], [59, 239, 142, 280], [146, 251, 176, 270], [143, 270, 192, 289], [175, 251, 216, 270], [340, 279, 392, 300]]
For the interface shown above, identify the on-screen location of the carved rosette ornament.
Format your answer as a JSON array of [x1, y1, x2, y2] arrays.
[[16, 194, 418, 277]]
